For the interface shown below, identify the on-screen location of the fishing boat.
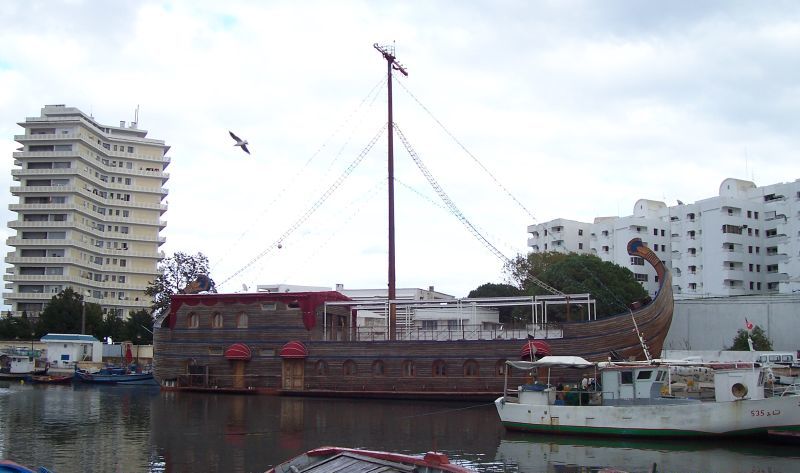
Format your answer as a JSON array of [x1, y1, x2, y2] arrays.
[[28, 374, 72, 385], [266, 446, 473, 473], [0, 347, 48, 380], [73, 366, 157, 385], [494, 355, 800, 437], [152, 46, 674, 400]]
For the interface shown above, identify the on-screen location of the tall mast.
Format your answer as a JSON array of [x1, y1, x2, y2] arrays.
[[374, 43, 407, 340]]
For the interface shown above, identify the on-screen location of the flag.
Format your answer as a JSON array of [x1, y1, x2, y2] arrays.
[[745, 318, 754, 331]]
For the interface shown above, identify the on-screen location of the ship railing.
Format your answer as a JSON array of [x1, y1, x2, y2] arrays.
[[352, 324, 564, 341]]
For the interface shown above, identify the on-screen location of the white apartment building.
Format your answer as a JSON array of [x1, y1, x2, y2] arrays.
[[5, 105, 170, 318], [527, 178, 800, 298]]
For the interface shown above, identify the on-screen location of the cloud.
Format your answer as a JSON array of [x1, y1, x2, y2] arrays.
[[1, 1, 799, 301]]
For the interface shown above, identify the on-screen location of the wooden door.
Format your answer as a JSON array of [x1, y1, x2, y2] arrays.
[[233, 360, 246, 389], [282, 359, 305, 390]]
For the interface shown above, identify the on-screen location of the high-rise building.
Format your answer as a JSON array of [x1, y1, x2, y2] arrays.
[[527, 178, 800, 298], [5, 105, 170, 318]]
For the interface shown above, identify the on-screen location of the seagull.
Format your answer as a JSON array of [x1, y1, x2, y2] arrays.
[[229, 131, 250, 154]]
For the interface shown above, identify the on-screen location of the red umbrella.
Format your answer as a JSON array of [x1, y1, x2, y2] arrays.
[[125, 344, 133, 365]]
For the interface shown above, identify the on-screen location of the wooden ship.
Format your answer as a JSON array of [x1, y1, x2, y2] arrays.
[[152, 46, 673, 400], [152, 239, 672, 400]]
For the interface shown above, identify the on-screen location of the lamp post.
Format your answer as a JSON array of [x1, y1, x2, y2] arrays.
[[81, 296, 86, 335], [81, 290, 90, 335]]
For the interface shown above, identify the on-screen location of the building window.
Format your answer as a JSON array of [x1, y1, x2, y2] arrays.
[[661, 229, 665, 237], [188, 313, 199, 329], [432, 360, 447, 377], [236, 312, 248, 328], [630, 257, 644, 266], [212, 312, 223, 329], [747, 210, 752, 218], [372, 360, 385, 376], [757, 265, 761, 272], [749, 264, 753, 272], [757, 282, 762, 290], [750, 281, 754, 290], [754, 212, 759, 219], [578, 243, 583, 250], [421, 320, 437, 330], [316, 361, 328, 375], [634, 273, 649, 282], [401, 360, 415, 377], [463, 360, 479, 377], [653, 228, 658, 236], [343, 360, 357, 376], [578, 229, 583, 236], [208, 346, 223, 356]]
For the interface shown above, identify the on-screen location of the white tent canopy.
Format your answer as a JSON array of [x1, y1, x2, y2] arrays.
[[507, 356, 594, 370]]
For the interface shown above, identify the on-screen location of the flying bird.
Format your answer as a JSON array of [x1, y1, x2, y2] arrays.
[[229, 131, 250, 154]]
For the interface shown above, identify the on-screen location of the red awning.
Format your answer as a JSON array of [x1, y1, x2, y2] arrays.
[[280, 341, 308, 359], [520, 340, 552, 359], [224, 343, 252, 360]]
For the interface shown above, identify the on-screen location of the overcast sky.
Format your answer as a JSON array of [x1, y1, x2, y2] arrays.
[[1, 0, 799, 300]]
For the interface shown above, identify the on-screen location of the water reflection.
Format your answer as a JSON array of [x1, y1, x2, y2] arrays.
[[497, 432, 800, 473], [1, 383, 797, 473]]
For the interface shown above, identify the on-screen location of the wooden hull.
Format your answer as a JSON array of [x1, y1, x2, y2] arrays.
[[495, 394, 800, 437], [154, 239, 672, 400]]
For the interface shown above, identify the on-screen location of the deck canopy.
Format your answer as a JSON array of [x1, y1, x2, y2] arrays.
[[520, 340, 551, 359], [224, 343, 252, 360], [507, 356, 594, 371], [280, 341, 308, 359]]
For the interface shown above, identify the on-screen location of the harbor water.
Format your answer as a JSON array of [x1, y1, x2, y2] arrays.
[[1, 382, 797, 473]]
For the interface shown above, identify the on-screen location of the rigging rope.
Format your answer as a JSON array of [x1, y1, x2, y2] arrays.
[[212, 75, 387, 270], [395, 78, 537, 222], [217, 124, 387, 287], [394, 123, 562, 296], [395, 178, 521, 257]]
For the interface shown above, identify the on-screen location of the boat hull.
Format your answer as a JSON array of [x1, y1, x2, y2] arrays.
[[74, 371, 157, 385], [494, 395, 800, 437]]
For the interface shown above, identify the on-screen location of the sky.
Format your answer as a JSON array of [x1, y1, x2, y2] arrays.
[[1, 0, 799, 299]]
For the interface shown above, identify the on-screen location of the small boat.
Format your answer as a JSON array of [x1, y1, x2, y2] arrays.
[[28, 374, 73, 385], [0, 347, 49, 380], [494, 356, 800, 437], [0, 460, 53, 472], [73, 366, 157, 385], [266, 446, 474, 473]]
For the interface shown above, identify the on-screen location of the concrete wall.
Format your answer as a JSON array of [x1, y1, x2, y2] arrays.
[[664, 295, 800, 352]]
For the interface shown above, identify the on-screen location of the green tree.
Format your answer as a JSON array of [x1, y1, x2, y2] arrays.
[[145, 252, 216, 317], [504, 252, 648, 320], [97, 312, 127, 344], [0, 312, 34, 340], [728, 325, 773, 351], [124, 309, 154, 345], [468, 283, 526, 325], [504, 251, 569, 295], [36, 288, 103, 337]]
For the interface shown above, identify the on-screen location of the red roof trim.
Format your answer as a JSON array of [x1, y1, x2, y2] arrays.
[[165, 291, 352, 329]]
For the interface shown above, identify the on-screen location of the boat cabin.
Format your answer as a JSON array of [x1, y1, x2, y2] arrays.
[[597, 364, 671, 404]]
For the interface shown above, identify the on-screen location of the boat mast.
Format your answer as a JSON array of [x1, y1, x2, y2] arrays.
[[374, 43, 407, 340]]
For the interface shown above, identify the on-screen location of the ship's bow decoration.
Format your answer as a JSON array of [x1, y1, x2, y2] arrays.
[[182, 274, 213, 294]]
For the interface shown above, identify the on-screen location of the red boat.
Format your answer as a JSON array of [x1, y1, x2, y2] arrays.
[[28, 374, 72, 385], [265, 446, 473, 473]]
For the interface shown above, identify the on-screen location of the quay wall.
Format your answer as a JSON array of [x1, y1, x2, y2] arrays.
[[664, 294, 800, 352]]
